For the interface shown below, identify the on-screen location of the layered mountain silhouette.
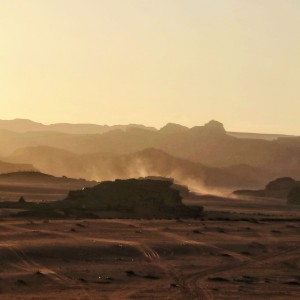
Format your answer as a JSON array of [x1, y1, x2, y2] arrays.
[[6, 146, 272, 192], [0, 119, 293, 139], [1, 119, 299, 192], [0, 119, 156, 134]]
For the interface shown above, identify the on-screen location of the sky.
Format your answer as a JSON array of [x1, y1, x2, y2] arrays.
[[0, 0, 299, 134]]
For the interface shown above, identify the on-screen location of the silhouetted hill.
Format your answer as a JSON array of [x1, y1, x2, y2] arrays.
[[203, 120, 226, 135], [0, 171, 97, 201], [58, 179, 202, 218], [0, 160, 36, 174], [1, 119, 300, 185], [159, 123, 189, 135], [1, 179, 203, 218], [0, 119, 45, 132], [0, 118, 295, 139], [0, 171, 96, 186], [0, 128, 156, 156], [234, 177, 300, 201], [0, 119, 156, 134]]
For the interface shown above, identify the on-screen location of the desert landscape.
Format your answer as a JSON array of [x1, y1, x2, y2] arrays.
[[0, 197, 299, 300], [1, 1, 300, 298], [0, 168, 299, 299], [0, 120, 299, 300], [0, 119, 299, 299]]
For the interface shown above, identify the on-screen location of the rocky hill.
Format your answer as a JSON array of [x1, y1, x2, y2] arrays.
[[0, 172, 97, 201], [234, 177, 300, 204], [0, 160, 36, 174], [58, 179, 202, 218]]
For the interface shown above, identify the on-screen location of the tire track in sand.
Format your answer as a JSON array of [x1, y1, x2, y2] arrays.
[[181, 244, 299, 300], [0, 242, 92, 300]]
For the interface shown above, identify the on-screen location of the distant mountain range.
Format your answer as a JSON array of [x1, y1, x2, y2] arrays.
[[6, 146, 273, 192], [0, 118, 294, 138], [0, 119, 156, 134], [227, 131, 294, 140], [0, 119, 299, 192]]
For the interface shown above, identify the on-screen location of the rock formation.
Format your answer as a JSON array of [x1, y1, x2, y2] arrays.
[[234, 177, 300, 204], [60, 178, 203, 218]]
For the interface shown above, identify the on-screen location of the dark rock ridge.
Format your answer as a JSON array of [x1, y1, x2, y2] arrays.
[[0, 171, 97, 188], [59, 179, 203, 218], [265, 177, 297, 192], [0, 178, 203, 219], [234, 177, 300, 204]]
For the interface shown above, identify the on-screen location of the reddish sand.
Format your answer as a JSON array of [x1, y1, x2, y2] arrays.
[[0, 196, 299, 300]]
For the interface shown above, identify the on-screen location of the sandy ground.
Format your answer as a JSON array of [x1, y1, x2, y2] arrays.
[[0, 184, 73, 202], [0, 195, 299, 300]]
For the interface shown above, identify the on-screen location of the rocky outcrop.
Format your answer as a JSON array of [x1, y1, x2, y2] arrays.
[[60, 179, 203, 218], [265, 177, 296, 191], [204, 120, 226, 135], [234, 177, 300, 202]]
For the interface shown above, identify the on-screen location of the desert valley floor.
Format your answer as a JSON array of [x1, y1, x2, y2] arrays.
[[0, 196, 299, 300]]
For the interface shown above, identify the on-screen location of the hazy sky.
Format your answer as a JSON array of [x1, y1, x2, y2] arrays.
[[0, 0, 299, 134]]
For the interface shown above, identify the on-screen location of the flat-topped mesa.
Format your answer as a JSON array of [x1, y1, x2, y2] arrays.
[[234, 177, 300, 204], [266, 177, 296, 191], [264, 177, 300, 199], [62, 178, 202, 218]]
